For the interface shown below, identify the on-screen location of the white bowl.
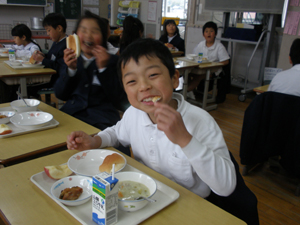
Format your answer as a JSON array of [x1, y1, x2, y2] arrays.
[[0, 111, 15, 124], [68, 149, 127, 177], [10, 111, 53, 129], [50, 175, 93, 206], [115, 171, 157, 212], [22, 62, 43, 68], [10, 99, 40, 112], [10, 60, 22, 66], [186, 54, 197, 60]]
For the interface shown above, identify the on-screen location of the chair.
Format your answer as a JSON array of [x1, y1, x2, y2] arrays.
[[206, 151, 259, 225], [240, 91, 300, 195]]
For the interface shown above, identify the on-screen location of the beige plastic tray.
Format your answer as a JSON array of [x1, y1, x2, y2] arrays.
[[31, 164, 180, 225]]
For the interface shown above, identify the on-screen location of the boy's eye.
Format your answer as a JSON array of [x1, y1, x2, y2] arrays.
[[126, 80, 136, 85], [149, 73, 158, 78]]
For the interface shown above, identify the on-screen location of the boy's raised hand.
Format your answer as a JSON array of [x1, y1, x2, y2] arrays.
[[154, 102, 192, 148], [92, 45, 109, 69], [67, 131, 101, 151], [63, 48, 77, 70], [32, 50, 45, 62]]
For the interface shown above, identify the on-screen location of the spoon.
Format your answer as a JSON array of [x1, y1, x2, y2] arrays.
[[134, 196, 156, 203], [17, 93, 30, 107]]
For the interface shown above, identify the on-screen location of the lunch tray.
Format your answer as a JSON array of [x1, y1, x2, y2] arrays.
[[177, 57, 211, 64], [4, 60, 45, 70], [0, 106, 59, 138], [30, 164, 180, 225]]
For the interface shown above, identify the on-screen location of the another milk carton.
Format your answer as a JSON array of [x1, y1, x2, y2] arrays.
[[92, 172, 119, 225]]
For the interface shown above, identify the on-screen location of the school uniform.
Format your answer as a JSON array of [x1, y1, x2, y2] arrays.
[[55, 54, 125, 131], [159, 34, 185, 53], [193, 40, 230, 75], [268, 64, 300, 97], [10, 42, 40, 58], [42, 36, 67, 86]]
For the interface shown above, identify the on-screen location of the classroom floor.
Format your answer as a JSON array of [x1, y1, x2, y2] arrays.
[[41, 88, 300, 225]]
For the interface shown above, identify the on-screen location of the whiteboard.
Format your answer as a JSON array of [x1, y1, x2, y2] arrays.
[[277, 4, 300, 70]]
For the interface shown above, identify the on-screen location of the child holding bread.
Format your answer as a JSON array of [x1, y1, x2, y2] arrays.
[[66, 38, 258, 224], [56, 11, 128, 155]]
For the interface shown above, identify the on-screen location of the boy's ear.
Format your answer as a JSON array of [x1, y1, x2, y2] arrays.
[[21, 35, 26, 40], [57, 25, 63, 32], [289, 56, 293, 65], [172, 70, 180, 89]]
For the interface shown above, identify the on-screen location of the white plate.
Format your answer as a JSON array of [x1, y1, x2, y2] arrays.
[[68, 149, 127, 177], [30, 164, 180, 225], [51, 176, 93, 206], [0, 53, 9, 57], [10, 111, 53, 130]]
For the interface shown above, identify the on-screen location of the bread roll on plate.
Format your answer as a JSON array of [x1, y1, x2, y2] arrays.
[[29, 54, 36, 64], [99, 153, 125, 174], [67, 34, 81, 58], [0, 124, 12, 135]]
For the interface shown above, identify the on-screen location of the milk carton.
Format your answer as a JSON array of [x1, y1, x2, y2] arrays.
[[92, 172, 119, 225]]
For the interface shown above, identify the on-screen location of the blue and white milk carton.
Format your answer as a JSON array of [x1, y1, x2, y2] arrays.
[[92, 172, 119, 225]]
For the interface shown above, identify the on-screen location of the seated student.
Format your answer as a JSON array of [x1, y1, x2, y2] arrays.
[[0, 24, 42, 103], [0, 24, 41, 58], [188, 21, 229, 102], [28, 13, 68, 98], [268, 38, 300, 97], [159, 19, 185, 54], [55, 10, 126, 133], [118, 16, 144, 54], [66, 39, 259, 224], [102, 18, 119, 55]]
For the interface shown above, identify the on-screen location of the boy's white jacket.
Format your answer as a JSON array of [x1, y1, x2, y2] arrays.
[[97, 93, 236, 198]]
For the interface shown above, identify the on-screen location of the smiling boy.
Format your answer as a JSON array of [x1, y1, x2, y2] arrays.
[[67, 38, 236, 196]]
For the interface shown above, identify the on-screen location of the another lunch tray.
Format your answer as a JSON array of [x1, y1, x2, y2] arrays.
[[177, 57, 211, 64], [0, 106, 59, 138], [4, 60, 45, 69], [30, 164, 180, 225]]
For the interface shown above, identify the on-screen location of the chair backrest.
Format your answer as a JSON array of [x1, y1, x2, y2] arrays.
[[240, 91, 300, 178]]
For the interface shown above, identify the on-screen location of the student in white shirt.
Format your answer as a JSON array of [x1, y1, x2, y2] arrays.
[[65, 39, 259, 224], [189, 21, 230, 102], [0, 24, 41, 58], [268, 38, 300, 97]]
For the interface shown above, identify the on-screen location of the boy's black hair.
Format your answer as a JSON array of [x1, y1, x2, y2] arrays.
[[118, 38, 175, 81], [161, 19, 179, 37], [202, 21, 218, 35], [11, 24, 42, 51], [289, 38, 300, 66], [43, 13, 67, 33], [74, 10, 108, 49]]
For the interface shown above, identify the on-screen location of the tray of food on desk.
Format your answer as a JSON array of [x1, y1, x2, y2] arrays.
[[31, 151, 180, 225], [180, 55, 211, 64], [4, 60, 45, 69], [0, 48, 9, 57], [0, 106, 59, 138]]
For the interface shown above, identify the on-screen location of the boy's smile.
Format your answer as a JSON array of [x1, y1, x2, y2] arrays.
[[122, 56, 179, 123]]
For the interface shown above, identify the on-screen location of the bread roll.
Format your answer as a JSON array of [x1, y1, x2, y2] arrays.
[[67, 34, 81, 58], [29, 54, 36, 64], [99, 153, 125, 174], [152, 96, 161, 102]]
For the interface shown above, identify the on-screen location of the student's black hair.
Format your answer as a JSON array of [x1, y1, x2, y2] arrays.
[[161, 19, 180, 38], [289, 38, 300, 66], [74, 10, 108, 49], [118, 38, 175, 81], [11, 24, 42, 51], [119, 16, 144, 54], [202, 21, 218, 35], [42, 13, 67, 33]]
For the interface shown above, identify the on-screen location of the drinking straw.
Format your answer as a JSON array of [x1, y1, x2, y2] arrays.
[[112, 164, 115, 180]]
